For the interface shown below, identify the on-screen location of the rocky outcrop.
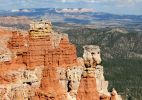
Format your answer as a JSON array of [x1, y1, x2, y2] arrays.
[[0, 29, 12, 62], [0, 20, 122, 100], [95, 65, 110, 96], [77, 45, 101, 100], [35, 67, 67, 100], [83, 45, 101, 67], [76, 68, 100, 100], [77, 45, 122, 100], [0, 64, 43, 100], [57, 66, 83, 99], [0, 20, 79, 99]]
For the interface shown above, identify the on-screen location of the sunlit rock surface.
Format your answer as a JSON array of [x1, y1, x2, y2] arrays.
[[0, 20, 122, 100]]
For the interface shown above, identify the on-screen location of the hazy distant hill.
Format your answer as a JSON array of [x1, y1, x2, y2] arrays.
[[0, 8, 142, 32], [0, 8, 142, 25]]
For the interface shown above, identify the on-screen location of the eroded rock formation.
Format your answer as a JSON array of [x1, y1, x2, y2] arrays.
[[0, 20, 122, 100], [76, 45, 122, 100], [76, 68, 100, 100], [83, 45, 102, 67], [77, 45, 101, 100], [35, 67, 67, 100]]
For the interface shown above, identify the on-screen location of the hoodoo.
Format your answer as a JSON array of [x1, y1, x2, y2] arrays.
[[76, 68, 100, 100], [0, 20, 122, 100]]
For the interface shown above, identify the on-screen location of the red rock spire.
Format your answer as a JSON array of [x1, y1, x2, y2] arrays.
[[77, 68, 100, 100], [77, 45, 100, 100]]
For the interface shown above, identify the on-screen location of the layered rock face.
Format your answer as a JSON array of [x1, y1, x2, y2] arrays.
[[83, 45, 102, 67], [0, 20, 122, 100], [76, 45, 101, 100], [0, 29, 12, 62], [0, 20, 78, 100], [95, 65, 110, 96], [0, 64, 43, 100], [8, 20, 77, 68], [77, 45, 122, 100], [34, 67, 67, 100], [76, 68, 100, 100], [57, 66, 83, 100]]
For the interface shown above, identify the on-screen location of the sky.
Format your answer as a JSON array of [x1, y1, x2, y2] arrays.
[[0, 0, 142, 15]]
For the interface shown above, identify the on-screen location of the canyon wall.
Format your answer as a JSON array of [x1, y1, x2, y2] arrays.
[[0, 20, 122, 100]]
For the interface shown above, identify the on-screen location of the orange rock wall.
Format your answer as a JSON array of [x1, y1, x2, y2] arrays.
[[5, 22, 78, 100], [8, 32, 77, 68], [76, 75, 100, 100], [7, 31, 26, 54], [35, 67, 67, 100], [1, 21, 119, 100]]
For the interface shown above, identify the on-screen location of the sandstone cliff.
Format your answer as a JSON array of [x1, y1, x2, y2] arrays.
[[76, 68, 100, 100], [0, 20, 122, 100]]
